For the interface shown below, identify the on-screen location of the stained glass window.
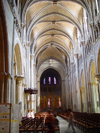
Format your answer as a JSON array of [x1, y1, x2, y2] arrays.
[[54, 77, 56, 84], [43, 78, 46, 84], [59, 98, 61, 107], [48, 98, 50, 108], [48, 77, 51, 84]]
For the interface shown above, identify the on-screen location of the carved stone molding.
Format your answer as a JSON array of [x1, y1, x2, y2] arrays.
[[16, 75, 24, 84]]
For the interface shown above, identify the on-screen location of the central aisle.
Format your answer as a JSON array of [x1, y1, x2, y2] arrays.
[[57, 116, 85, 133]]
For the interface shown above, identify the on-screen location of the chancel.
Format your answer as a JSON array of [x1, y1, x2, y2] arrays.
[[0, 0, 100, 133]]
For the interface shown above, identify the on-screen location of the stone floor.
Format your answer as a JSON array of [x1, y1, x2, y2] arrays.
[[57, 116, 85, 133]]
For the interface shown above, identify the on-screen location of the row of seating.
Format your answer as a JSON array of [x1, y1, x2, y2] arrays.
[[19, 112, 60, 133], [57, 111, 100, 133]]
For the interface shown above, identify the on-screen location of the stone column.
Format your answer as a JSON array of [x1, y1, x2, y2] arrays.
[[71, 62, 74, 110], [88, 82, 91, 113], [22, 83, 25, 116], [65, 72, 69, 109], [91, 0, 95, 20], [30, 54, 34, 88], [30, 94, 35, 117], [10, 18, 16, 104], [0, 72, 5, 103], [97, 25, 100, 37], [90, 82, 95, 113], [24, 93, 27, 116], [95, 73, 100, 110], [16, 76, 24, 104], [87, 82, 91, 113], [33, 64, 36, 88], [61, 79, 66, 110], [90, 23, 95, 43], [95, 73, 100, 95], [33, 63, 37, 113], [34, 94, 36, 113], [92, 82, 99, 112], [74, 90, 78, 111], [26, 43, 30, 88], [98, 22, 100, 37], [37, 80, 40, 112], [74, 54, 81, 111], [4, 73, 12, 103], [14, 75, 17, 104], [81, 41, 88, 112], [27, 94, 30, 110], [81, 87, 86, 112], [21, 23, 26, 45], [95, 0, 99, 13]]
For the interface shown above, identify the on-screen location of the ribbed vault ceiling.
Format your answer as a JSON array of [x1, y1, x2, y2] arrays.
[[22, 0, 89, 68]]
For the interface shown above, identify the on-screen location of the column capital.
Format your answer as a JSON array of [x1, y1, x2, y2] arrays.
[[81, 41, 85, 46], [22, 83, 26, 87], [90, 22, 94, 27], [33, 63, 36, 66], [30, 54, 35, 60], [74, 53, 78, 58], [26, 42, 30, 47], [88, 81, 98, 85], [16, 75, 24, 81], [80, 87, 85, 91], [21, 23, 26, 28]]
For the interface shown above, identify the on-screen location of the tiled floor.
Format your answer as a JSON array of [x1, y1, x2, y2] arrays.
[[57, 116, 85, 133]]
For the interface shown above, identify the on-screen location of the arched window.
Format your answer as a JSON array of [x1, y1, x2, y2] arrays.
[[48, 77, 51, 84], [43, 78, 46, 84], [54, 77, 56, 84]]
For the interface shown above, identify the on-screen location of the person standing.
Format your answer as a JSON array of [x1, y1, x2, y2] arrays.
[[26, 110, 31, 117], [66, 109, 76, 133], [45, 110, 55, 133]]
